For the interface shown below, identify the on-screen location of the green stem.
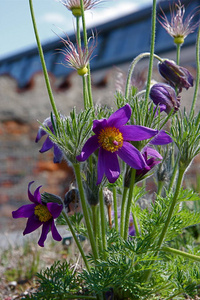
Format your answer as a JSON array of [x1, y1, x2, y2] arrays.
[[156, 167, 185, 249], [163, 246, 200, 262], [124, 169, 137, 239], [61, 211, 90, 271], [76, 16, 81, 47], [91, 205, 98, 243], [168, 154, 179, 193], [144, 166, 186, 282], [99, 188, 107, 258], [120, 186, 129, 237], [29, 0, 60, 122], [96, 205, 103, 255], [125, 53, 162, 99], [73, 163, 98, 261], [176, 43, 181, 65], [157, 180, 164, 196], [144, 0, 157, 106], [113, 187, 119, 232], [82, 75, 89, 109], [80, 0, 93, 108], [190, 26, 200, 118]]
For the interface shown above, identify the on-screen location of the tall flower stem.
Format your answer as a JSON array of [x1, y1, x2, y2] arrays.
[[29, 0, 60, 123], [73, 163, 98, 261], [176, 43, 181, 65], [80, 0, 93, 108], [144, 0, 157, 106], [163, 246, 200, 262], [145, 166, 186, 281], [124, 169, 138, 240], [62, 211, 90, 271], [99, 187, 107, 259], [82, 75, 90, 109], [125, 53, 162, 99], [120, 186, 129, 238], [190, 26, 200, 118], [113, 187, 119, 232]]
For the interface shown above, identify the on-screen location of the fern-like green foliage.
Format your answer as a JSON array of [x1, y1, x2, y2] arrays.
[[23, 261, 90, 300]]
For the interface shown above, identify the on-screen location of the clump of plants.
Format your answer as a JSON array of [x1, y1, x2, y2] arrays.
[[12, 0, 200, 299]]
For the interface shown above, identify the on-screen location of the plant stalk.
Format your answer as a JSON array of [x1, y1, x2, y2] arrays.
[[73, 163, 98, 261], [29, 0, 60, 123]]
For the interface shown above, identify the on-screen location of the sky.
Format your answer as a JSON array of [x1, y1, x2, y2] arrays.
[[0, 0, 153, 60]]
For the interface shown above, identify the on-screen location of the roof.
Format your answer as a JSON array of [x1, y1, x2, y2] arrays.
[[0, 0, 199, 89]]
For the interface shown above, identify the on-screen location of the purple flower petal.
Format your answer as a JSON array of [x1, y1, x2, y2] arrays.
[[118, 142, 146, 169], [47, 202, 63, 219], [35, 128, 47, 143], [38, 222, 51, 247], [104, 151, 120, 183], [107, 104, 131, 128], [53, 145, 63, 163], [93, 118, 108, 135], [34, 185, 42, 204], [144, 146, 163, 159], [120, 125, 158, 141], [28, 181, 36, 203], [23, 215, 42, 235], [151, 130, 172, 145], [97, 147, 106, 184], [39, 136, 53, 153], [51, 221, 62, 242], [12, 204, 36, 219], [76, 135, 99, 161]]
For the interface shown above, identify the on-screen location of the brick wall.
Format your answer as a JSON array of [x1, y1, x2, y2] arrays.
[[0, 66, 199, 232]]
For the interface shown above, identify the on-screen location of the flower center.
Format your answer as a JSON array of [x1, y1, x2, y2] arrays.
[[77, 66, 88, 76], [34, 204, 52, 222], [71, 7, 82, 17], [98, 127, 123, 152]]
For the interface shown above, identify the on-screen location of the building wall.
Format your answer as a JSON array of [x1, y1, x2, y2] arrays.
[[0, 52, 200, 233]]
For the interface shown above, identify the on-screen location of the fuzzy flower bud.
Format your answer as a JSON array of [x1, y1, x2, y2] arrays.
[[150, 83, 180, 114], [158, 59, 193, 93]]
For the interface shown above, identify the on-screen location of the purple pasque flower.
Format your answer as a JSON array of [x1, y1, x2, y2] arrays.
[[12, 182, 63, 247], [35, 116, 63, 163], [158, 0, 200, 45], [150, 83, 180, 114], [76, 104, 169, 184], [60, 0, 101, 17], [136, 147, 163, 181], [158, 59, 193, 93], [60, 35, 96, 76]]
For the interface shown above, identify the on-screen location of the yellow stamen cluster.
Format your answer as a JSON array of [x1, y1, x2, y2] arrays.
[[98, 126, 123, 152], [34, 204, 52, 222]]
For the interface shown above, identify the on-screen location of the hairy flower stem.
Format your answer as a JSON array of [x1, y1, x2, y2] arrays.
[[80, 0, 93, 108], [145, 166, 186, 281], [124, 169, 138, 240], [176, 43, 181, 65], [144, 0, 157, 107], [29, 0, 60, 123], [190, 26, 200, 118], [61, 211, 90, 271], [99, 188, 107, 259], [73, 163, 98, 261], [82, 75, 90, 109], [91, 205, 98, 243], [113, 187, 119, 232], [163, 246, 200, 262], [125, 53, 162, 99], [120, 187, 129, 238]]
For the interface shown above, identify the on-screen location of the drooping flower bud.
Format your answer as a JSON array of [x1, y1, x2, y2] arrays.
[[150, 83, 180, 114], [158, 60, 193, 92]]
